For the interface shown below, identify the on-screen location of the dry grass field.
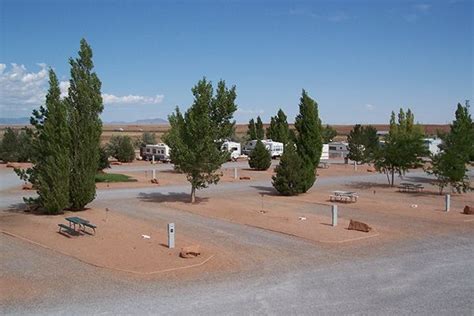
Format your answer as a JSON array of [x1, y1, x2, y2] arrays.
[[0, 123, 451, 145]]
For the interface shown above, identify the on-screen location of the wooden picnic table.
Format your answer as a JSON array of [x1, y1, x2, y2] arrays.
[[398, 183, 424, 193]]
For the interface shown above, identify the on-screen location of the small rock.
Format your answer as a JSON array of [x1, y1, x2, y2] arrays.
[[180, 245, 201, 259], [463, 205, 474, 215], [150, 178, 159, 184], [348, 220, 372, 233], [6, 162, 21, 168]]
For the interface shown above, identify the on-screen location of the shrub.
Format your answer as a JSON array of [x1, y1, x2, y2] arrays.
[[248, 140, 271, 170], [107, 135, 135, 163], [272, 142, 313, 195]]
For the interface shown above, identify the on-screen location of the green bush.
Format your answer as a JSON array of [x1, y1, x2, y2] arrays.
[[107, 135, 135, 163], [272, 142, 313, 195], [0, 127, 32, 162], [98, 146, 110, 171], [248, 140, 271, 170]]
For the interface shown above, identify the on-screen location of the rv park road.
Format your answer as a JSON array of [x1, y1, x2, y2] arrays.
[[1, 165, 474, 315]]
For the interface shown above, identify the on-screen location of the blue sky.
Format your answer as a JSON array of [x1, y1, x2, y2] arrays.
[[1, 0, 472, 124]]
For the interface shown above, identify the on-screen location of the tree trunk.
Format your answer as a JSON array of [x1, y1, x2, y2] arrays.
[[191, 186, 196, 203], [391, 169, 395, 187]]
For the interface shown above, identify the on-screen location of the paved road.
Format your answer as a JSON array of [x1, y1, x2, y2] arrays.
[[1, 166, 473, 315]]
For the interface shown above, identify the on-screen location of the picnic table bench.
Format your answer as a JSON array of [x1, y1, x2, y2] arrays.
[[398, 183, 424, 193], [329, 191, 359, 203], [61, 217, 97, 236]]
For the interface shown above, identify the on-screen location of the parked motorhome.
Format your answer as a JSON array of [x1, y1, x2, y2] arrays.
[[328, 142, 349, 158], [221, 141, 242, 160], [242, 139, 284, 158], [141, 143, 171, 162], [423, 138, 442, 156], [321, 144, 329, 160]]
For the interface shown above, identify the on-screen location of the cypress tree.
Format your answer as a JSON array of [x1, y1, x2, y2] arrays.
[[256, 116, 265, 140], [35, 70, 71, 213], [266, 109, 290, 144], [248, 140, 271, 170], [0, 128, 19, 162], [293, 90, 322, 192], [66, 39, 103, 210], [247, 118, 257, 140], [272, 142, 307, 195]]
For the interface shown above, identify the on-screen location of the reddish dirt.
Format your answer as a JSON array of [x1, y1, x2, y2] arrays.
[[0, 209, 232, 275]]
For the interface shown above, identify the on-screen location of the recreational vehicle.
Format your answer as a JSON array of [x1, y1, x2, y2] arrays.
[[328, 142, 349, 158], [321, 144, 329, 160], [423, 138, 442, 156], [242, 139, 284, 158], [141, 143, 171, 162], [221, 141, 242, 160]]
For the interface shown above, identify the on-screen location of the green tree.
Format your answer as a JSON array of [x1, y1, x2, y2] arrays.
[[0, 128, 32, 162], [256, 116, 265, 140], [141, 132, 156, 145], [163, 78, 237, 203], [321, 124, 337, 143], [107, 135, 135, 162], [293, 90, 322, 192], [266, 109, 290, 144], [272, 142, 308, 195], [0, 128, 19, 162], [66, 39, 104, 210], [16, 70, 70, 214], [210, 80, 237, 143], [98, 146, 110, 171], [347, 124, 379, 164], [248, 140, 271, 170], [375, 109, 427, 186], [427, 103, 473, 194], [247, 118, 257, 140]]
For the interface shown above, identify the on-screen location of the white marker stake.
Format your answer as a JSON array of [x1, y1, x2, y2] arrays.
[[445, 194, 450, 212], [152, 155, 155, 164], [234, 167, 238, 179], [168, 223, 175, 248], [152, 169, 156, 180], [332, 205, 338, 227], [354, 161, 357, 171]]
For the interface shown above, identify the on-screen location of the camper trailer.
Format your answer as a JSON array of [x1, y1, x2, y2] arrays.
[[242, 139, 284, 158], [423, 138, 442, 156], [321, 144, 329, 161], [141, 143, 171, 162], [221, 141, 242, 160], [328, 142, 349, 158]]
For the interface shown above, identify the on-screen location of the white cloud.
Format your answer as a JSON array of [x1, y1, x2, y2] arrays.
[[236, 108, 264, 115], [102, 93, 164, 105], [0, 63, 165, 117], [288, 8, 351, 22], [365, 104, 375, 111]]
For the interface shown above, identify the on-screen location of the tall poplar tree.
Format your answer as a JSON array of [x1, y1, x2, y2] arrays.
[[266, 109, 290, 144], [256, 116, 265, 140], [66, 39, 103, 210], [247, 118, 257, 140], [293, 90, 323, 192]]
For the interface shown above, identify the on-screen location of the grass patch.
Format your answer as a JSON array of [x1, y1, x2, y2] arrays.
[[95, 173, 137, 183]]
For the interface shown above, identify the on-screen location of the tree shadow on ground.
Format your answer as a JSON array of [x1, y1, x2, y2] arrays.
[[250, 185, 280, 196], [138, 191, 209, 204], [2, 203, 87, 216], [344, 182, 392, 190], [401, 175, 435, 184]]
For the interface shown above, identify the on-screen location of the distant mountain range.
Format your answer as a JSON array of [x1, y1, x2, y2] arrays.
[[0, 117, 30, 125], [0, 117, 168, 125]]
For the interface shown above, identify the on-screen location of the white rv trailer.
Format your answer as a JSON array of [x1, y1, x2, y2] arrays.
[[142, 143, 171, 162], [321, 144, 329, 161], [221, 141, 242, 160], [423, 138, 442, 156], [328, 142, 349, 158], [242, 139, 284, 158]]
